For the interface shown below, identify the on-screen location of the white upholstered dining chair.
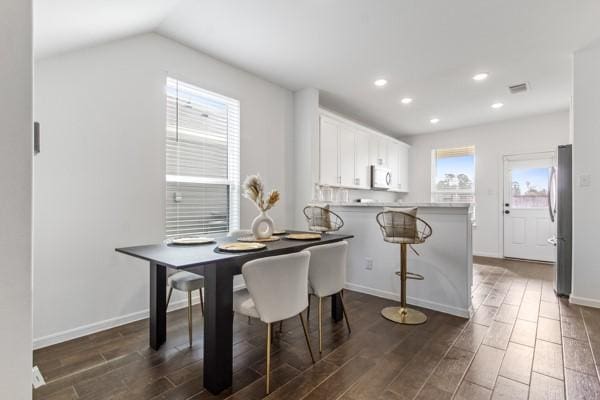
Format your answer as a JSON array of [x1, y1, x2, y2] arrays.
[[232, 251, 315, 394], [306, 240, 351, 353]]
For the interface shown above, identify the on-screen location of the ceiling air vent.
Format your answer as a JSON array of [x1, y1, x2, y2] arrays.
[[508, 82, 529, 94]]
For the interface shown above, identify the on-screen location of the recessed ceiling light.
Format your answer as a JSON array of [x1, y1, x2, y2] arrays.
[[491, 102, 504, 109], [472, 72, 489, 81], [374, 79, 388, 87], [401, 97, 413, 105], [430, 118, 440, 124]]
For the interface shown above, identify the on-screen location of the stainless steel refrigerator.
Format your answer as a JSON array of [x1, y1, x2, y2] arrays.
[[548, 144, 572, 297]]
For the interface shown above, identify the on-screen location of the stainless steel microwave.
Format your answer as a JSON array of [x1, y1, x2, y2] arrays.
[[370, 165, 392, 190]]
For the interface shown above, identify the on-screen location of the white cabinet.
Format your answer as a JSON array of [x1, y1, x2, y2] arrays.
[[354, 130, 370, 188], [319, 116, 339, 186], [369, 135, 389, 166], [339, 125, 356, 187], [397, 144, 409, 192], [388, 143, 409, 192], [319, 111, 409, 192], [388, 141, 399, 188]]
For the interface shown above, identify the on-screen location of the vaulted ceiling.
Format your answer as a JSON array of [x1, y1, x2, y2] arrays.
[[35, 0, 600, 135]]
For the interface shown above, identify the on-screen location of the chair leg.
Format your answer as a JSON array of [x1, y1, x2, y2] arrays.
[[339, 291, 351, 334], [166, 287, 173, 312], [279, 320, 283, 333], [306, 294, 311, 323], [318, 297, 323, 354], [187, 291, 193, 347], [299, 313, 315, 363], [199, 288, 204, 316], [266, 322, 272, 395]]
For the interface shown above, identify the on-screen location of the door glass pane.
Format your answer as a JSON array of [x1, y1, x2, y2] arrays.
[[511, 167, 549, 208]]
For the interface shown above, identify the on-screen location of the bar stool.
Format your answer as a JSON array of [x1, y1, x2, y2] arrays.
[[303, 205, 344, 233], [375, 207, 432, 325]]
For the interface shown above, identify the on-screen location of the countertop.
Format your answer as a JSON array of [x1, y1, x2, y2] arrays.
[[324, 201, 472, 209]]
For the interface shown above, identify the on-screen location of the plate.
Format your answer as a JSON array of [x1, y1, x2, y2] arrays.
[[171, 237, 215, 245], [218, 242, 267, 252], [238, 236, 280, 243], [285, 233, 322, 241]]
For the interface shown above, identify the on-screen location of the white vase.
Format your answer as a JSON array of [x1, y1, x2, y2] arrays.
[[251, 211, 274, 239]]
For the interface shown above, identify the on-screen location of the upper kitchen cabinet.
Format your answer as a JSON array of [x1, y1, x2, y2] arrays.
[[388, 141, 399, 188], [338, 125, 356, 187], [318, 110, 409, 192], [396, 143, 410, 192], [388, 142, 409, 192], [319, 115, 340, 186], [354, 129, 370, 188], [369, 135, 389, 167]]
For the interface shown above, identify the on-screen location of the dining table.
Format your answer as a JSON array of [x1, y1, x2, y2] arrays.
[[115, 231, 353, 394]]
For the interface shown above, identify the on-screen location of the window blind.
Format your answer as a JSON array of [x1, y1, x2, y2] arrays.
[[166, 77, 240, 238], [431, 146, 475, 204]]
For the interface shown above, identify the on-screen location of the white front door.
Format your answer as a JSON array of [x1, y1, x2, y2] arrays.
[[503, 153, 556, 262]]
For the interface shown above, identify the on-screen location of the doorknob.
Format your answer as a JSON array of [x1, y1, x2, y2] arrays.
[[504, 210, 510, 214]]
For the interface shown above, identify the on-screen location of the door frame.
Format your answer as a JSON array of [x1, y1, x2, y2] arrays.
[[499, 150, 556, 259]]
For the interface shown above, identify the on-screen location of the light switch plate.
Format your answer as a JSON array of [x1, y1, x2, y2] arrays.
[[579, 174, 591, 187]]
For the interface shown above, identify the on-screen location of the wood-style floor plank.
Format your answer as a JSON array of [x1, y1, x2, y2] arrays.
[[31, 257, 600, 400]]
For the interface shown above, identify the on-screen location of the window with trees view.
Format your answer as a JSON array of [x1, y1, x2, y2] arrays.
[[510, 167, 549, 208], [431, 146, 475, 203]]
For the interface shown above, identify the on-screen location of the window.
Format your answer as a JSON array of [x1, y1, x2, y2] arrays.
[[511, 167, 549, 208], [165, 77, 240, 238], [431, 146, 475, 203]]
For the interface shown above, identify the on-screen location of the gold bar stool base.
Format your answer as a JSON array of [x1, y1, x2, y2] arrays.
[[381, 306, 427, 325]]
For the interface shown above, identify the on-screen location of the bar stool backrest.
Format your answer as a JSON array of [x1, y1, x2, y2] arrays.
[[303, 205, 344, 233], [376, 208, 432, 244]]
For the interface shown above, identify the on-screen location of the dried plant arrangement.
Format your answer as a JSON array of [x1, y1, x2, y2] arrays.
[[242, 174, 280, 212]]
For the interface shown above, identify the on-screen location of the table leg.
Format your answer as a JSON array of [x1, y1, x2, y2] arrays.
[[149, 262, 167, 350], [203, 263, 233, 394], [331, 292, 343, 322]]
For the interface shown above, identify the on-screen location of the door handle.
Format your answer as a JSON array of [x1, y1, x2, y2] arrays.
[[504, 210, 510, 214]]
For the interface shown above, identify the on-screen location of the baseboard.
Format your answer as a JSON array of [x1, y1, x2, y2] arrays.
[[473, 251, 501, 258], [344, 282, 470, 318], [33, 284, 247, 350], [33, 295, 199, 350], [569, 295, 600, 309]]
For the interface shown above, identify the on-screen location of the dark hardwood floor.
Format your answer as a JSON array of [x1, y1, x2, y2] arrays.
[[33, 257, 600, 399]]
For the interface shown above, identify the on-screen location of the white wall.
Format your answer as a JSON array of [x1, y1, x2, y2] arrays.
[[292, 88, 320, 228], [33, 33, 294, 346], [0, 0, 33, 397], [402, 111, 570, 257], [571, 40, 600, 308]]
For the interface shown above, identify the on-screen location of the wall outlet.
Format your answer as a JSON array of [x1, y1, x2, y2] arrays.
[[32, 366, 46, 388], [365, 257, 373, 270]]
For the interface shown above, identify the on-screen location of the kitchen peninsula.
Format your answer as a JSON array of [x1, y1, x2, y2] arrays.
[[330, 202, 474, 318]]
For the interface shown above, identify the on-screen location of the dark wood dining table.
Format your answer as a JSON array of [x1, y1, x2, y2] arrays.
[[115, 231, 353, 394]]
